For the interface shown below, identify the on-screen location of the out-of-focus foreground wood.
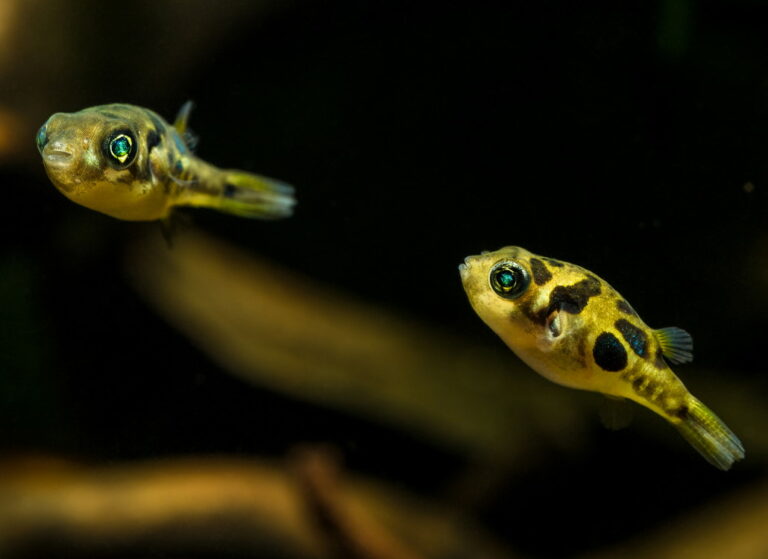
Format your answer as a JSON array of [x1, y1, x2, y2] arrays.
[[0, 452, 511, 559], [127, 232, 590, 461], [2, 452, 767, 559], [583, 480, 768, 559], [126, 231, 767, 463]]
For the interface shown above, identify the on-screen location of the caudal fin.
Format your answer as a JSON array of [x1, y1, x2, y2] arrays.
[[675, 397, 744, 470], [217, 171, 296, 219]]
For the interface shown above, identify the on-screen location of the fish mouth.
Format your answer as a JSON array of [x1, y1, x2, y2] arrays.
[[458, 255, 477, 279], [42, 141, 75, 169], [43, 150, 73, 166]]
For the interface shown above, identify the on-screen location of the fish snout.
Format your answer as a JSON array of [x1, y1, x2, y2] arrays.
[[42, 141, 75, 169], [458, 254, 480, 280]]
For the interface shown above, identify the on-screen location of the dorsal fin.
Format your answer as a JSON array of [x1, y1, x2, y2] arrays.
[[173, 100, 199, 150], [654, 327, 693, 364], [174, 100, 194, 134]]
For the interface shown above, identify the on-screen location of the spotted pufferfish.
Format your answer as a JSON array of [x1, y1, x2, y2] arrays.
[[460, 246, 744, 470], [36, 102, 294, 221]]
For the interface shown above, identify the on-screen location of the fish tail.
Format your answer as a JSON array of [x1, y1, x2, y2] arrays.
[[674, 396, 744, 470], [212, 170, 295, 219]]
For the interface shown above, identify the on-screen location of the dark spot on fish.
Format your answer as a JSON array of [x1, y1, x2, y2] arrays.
[[574, 332, 587, 365], [615, 319, 648, 358], [632, 376, 646, 391], [530, 258, 553, 286], [546, 275, 602, 317], [223, 184, 237, 198], [670, 405, 689, 419], [174, 160, 183, 173], [593, 332, 627, 372], [146, 129, 160, 151], [653, 347, 667, 369], [558, 331, 588, 368], [544, 258, 564, 267], [133, 164, 150, 182], [616, 299, 637, 316], [146, 111, 166, 137], [519, 274, 602, 327], [517, 299, 539, 327]]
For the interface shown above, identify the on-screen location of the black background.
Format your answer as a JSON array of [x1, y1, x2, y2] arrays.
[[1, 1, 767, 557]]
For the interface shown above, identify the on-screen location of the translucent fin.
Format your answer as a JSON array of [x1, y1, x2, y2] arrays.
[[216, 171, 296, 219], [599, 396, 634, 431], [158, 211, 192, 246], [654, 327, 693, 364], [159, 217, 174, 248], [173, 100, 198, 150], [174, 100, 194, 134], [675, 397, 744, 470]]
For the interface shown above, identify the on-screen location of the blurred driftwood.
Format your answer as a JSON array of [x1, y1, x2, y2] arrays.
[[0, 452, 511, 559], [127, 231, 588, 462], [126, 231, 767, 465], [585, 479, 768, 559]]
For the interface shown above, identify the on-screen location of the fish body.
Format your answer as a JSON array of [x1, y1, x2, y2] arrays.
[[459, 246, 744, 470], [36, 102, 294, 221]]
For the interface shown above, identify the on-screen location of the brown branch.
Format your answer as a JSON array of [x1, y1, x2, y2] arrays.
[[293, 447, 425, 559], [0, 454, 512, 559], [126, 231, 767, 482], [583, 479, 768, 559], [125, 231, 592, 463]]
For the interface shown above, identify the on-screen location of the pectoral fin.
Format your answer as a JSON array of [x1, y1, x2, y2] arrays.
[[545, 305, 574, 340], [654, 327, 693, 364]]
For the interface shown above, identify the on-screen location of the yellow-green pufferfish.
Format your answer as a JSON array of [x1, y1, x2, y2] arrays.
[[460, 246, 744, 470], [36, 102, 294, 221]]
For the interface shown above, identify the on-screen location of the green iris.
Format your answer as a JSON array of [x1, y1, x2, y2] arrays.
[[109, 133, 134, 164], [490, 261, 530, 299], [36, 124, 47, 152]]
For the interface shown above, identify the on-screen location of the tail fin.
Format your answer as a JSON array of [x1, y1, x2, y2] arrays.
[[675, 397, 744, 470], [216, 171, 296, 219]]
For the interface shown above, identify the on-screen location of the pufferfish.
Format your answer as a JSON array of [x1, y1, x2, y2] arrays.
[[36, 102, 294, 221], [459, 246, 745, 470]]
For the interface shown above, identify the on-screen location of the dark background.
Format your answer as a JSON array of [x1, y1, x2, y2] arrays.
[[1, 1, 766, 557]]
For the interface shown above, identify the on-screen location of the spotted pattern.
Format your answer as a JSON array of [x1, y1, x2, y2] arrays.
[[592, 332, 627, 372], [530, 258, 553, 286], [146, 129, 161, 151], [223, 183, 237, 198], [616, 299, 637, 316], [615, 319, 648, 358], [632, 376, 647, 391], [653, 348, 667, 369], [546, 275, 601, 317], [145, 111, 166, 138], [669, 405, 689, 419], [544, 258, 564, 267], [623, 369, 664, 402]]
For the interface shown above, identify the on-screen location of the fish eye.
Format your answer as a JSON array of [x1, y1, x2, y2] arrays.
[[489, 261, 530, 299], [35, 124, 48, 153], [106, 131, 136, 166]]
